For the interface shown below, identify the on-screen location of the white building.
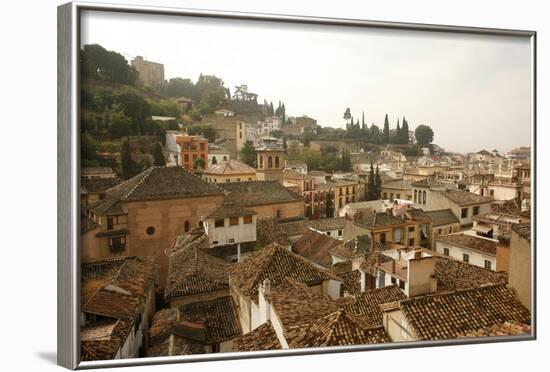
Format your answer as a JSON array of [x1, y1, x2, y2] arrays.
[[203, 203, 257, 248], [435, 233, 497, 270]]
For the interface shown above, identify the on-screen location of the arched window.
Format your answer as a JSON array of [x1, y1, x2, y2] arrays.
[[414, 190, 417, 203], [275, 156, 279, 168], [423, 190, 427, 205], [212, 157, 217, 165], [184, 221, 190, 233], [259, 156, 263, 168], [268, 156, 273, 168]]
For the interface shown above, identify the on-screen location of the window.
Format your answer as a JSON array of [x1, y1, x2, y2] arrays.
[[184, 154, 189, 162], [463, 253, 470, 263], [268, 156, 273, 168], [146, 226, 155, 236], [243, 215, 253, 224], [473, 206, 480, 216], [396, 194, 401, 199], [229, 216, 239, 226], [338, 230, 343, 236], [327, 232, 331, 236], [275, 156, 279, 168], [184, 221, 190, 233], [107, 217, 114, 230], [414, 190, 417, 203], [228, 238, 235, 243], [490, 189, 495, 197], [212, 241, 219, 245], [215, 219, 225, 228], [390, 193, 394, 201], [443, 247, 450, 256], [199, 143, 205, 151], [384, 192, 388, 199], [484, 260, 492, 270], [422, 190, 426, 205], [438, 228, 442, 235], [399, 280, 405, 290], [408, 238, 414, 246], [408, 226, 415, 232], [391, 277, 397, 284], [259, 156, 263, 168], [380, 233, 386, 244], [109, 236, 126, 253], [461, 208, 468, 219]]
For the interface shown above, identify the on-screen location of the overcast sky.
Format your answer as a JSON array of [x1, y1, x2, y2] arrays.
[[81, 10, 532, 154]]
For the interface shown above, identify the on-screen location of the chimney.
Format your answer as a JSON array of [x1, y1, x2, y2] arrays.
[[414, 247, 422, 260], [258, 279, 271, 323]]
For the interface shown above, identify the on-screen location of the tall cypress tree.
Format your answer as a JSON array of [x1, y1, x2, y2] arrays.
[[383, 114, 390, 144], [402, 116, 410, 144], [367, 162, 377, 200], [121, 139, 137, 179], [395, 121, 401, 144], [375, 165, 382, 199], [152, 142, 166, 166], [362, 111, 365, 129]]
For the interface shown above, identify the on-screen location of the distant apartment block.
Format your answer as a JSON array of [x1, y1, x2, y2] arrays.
[[131, 55, 165, 87], [176, 135, 208, 170]]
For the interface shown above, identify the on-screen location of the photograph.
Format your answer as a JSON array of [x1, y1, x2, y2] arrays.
[[76, 6, 534, 364]]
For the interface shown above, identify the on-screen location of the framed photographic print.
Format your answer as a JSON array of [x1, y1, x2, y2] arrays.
[[57, 1, 536, 369]]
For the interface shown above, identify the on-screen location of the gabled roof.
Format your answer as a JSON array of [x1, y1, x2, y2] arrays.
[[309, 217, 345, 232], [204, 159, 256, 175], [425, 209, 460, 227], [329, 235, 372, 260], [81, 177, 122, 194], [293, 229, 342, 268], [269, 280, 338, 330], [94, 166, 224, 205], [343, 285, 406, 327], [395, 284, 530, 341], [205, 202, 257, 219], [353, 210, 406, 228], [436, 233, 497, 256], [233, 322, 282, 352], [443, 190, 492, 206], [337, 270, 361, 296], [285, 309, 390, 348], [222, 181, 303, 207], [150, 296, 242, 350], [165, 235, 230, 300], [80, 256, 158, 360], [435, 257, 508, 292], [228, 243, 335, 297]]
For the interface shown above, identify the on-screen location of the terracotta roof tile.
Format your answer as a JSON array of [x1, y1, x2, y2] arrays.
[[229, 243, 335, 297], [233, 322, 282, 351], [435, 257, 508, 292], [511, 223, 531, 242], [293, 230, 342, 268], [222, 181, 303, 207], [398, 284, 530, 340], [436, 233, 497, 255], [425, 209, 459, 227], [344, 285, 406, 327], [286, 309, 390, 348], [204, 159, 256, 175], [443, 190, 493, 206], [457, 321, 531, 338], [205, 202, 257, 219], [165, 235, 230, 300]]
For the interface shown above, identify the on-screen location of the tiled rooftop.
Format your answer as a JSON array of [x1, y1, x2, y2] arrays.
[[165, 235, 230, 300], [204, 159, 256, 175], [343, 285, 406, 327], [396, 284, 530, 341], [232, 322, 282, 352], [286, 309, 390, 348], [443, 190, 492, 206], [512, 223, 531, 242], [436, 233, 497, 255], [425, 209, 459, 227], [293, 229, 342, 268], [222, 181, 303, 207], [228, 243, 335, 297], [435, 257, 508, 292], [205, 202, 257, 219]]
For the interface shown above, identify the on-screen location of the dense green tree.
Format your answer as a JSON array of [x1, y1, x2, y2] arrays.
[[343, 108, 351, 124], [370, 123, 382, 144], [81, 44, 139, 85], [401, 117, 410, 144], [375, 165, 382, 199], [240, 142, 257, 167], [270, 130, 283, 139], [366, 163, 378, 200], [155, 77, 199, 99], [121, 140, 137, 179], [394, 121, 401, 144], [187, 125, 216, 142], [81, 133, 98, 162], [339, 149, 353, 172], [383, 114, 390, 143], [194, 157, 205, 170], [326, 191, 335, 218], [152, 142, 166, 166], [415, 124, 434, 145], [109, 110, 132, 138]]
